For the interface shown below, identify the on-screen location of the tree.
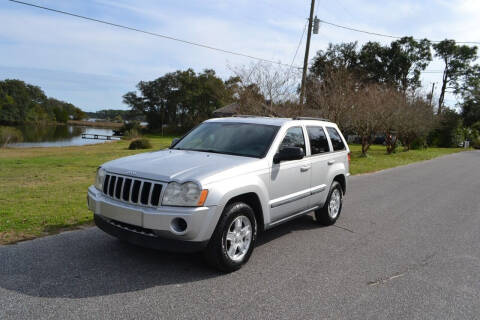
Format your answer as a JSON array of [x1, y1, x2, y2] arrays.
[[0, 126, 23, 148], [460, 65, 480, 127], [0, 80, 83, 124], [310, 42, 360, 79], [397, 96, 435, 150], [306, 68, 356, 129], [387, 37, 431, 92], [123, 69, 234, 130], [310, 38, 431, 93], [433, 40, 478, 114], [428, 108, 462, 147], [359, 37, 431, 92], [0, 79, 47, 123], [349, 84, 384, 156], [231, 62, 301, 108]]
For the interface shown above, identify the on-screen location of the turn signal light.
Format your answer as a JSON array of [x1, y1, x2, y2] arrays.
[[197, 190, 209, 206]]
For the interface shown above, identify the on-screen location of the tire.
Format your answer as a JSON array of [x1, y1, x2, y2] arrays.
[[203, 202, 257, 272], [315, 181, 343, 226]]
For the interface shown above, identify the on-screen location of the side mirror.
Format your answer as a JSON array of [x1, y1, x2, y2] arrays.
[[273, 147, 305, 164], [170, 138, 180, 148]]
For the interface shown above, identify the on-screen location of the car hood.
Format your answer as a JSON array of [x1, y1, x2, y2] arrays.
[[102, 149, 262, 184]]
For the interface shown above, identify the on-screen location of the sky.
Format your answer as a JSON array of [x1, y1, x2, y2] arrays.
[[1, 0, 479, 112]]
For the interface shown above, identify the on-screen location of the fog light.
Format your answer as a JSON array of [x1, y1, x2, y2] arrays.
[[171, 218, 187, 233]]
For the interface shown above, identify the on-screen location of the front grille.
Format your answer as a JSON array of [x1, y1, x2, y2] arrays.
[[102, 173, 164, 207]]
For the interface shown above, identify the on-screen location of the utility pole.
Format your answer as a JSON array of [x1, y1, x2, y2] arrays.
[[299, 0, 315, 105]]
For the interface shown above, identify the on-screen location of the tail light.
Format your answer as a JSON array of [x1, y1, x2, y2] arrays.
[[348, 152, 351, 165]]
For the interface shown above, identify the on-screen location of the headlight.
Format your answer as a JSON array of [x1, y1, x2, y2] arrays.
[[162, 181, 208, 207], [95, 167, 106, 191]]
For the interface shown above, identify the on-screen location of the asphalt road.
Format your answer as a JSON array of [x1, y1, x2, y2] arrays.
[[1, 151, 479, 319]]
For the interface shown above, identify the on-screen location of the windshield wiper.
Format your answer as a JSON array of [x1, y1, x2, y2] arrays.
[[191, 149, 255, 157]]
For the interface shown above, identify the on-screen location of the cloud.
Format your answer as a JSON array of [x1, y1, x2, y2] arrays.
[[0, 0, 478, 110]]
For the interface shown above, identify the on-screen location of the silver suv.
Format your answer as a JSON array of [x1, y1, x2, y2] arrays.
[[88, 117, 350, 271]]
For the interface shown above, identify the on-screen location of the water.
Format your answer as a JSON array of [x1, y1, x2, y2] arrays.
[[6, 125, 119, 148]]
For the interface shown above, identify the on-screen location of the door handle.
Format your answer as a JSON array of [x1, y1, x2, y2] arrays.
[[300, 165, 311, 172], [328, 160, 336, 165]]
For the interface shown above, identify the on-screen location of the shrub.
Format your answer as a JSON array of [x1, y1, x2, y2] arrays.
[[410, 137, 427, 150], [128, 138, 152, 150], [472, 137, 480, 149], [0, 126, 23, 147], [427, 109, 462, 147]]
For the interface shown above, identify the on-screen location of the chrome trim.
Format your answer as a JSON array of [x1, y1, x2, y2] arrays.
[[311, 184, 327, 195], [268, 206, 319, 227], [270, 184, 327, 208], [270, 190, 311, 208]]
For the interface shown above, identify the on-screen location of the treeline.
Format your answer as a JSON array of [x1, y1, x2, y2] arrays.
[[302, 38, 480, 153], [85, 109, 144, 122], [122, 38, 480, 152], [0, 79, 84, 124]]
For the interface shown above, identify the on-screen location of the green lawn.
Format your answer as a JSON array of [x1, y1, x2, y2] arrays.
[[0, 138, 464, 244], [348, 144, 464, 175]]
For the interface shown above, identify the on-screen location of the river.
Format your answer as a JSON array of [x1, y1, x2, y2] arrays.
[[6, 124, 119, 148]]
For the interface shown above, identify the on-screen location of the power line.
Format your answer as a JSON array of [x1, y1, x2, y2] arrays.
[[290, 20, 308, 68], [319, 18, 480, 45], [7, 0, 301, 68]]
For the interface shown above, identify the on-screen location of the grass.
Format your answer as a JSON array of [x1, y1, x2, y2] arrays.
[[0, 139, 464, 244], [0, 136, 173, 244], [348, 144, 464, 175]]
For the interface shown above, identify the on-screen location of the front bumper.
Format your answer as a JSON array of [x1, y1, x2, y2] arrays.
[[87, 186, 221, 251], [94, 214, 208, 252]]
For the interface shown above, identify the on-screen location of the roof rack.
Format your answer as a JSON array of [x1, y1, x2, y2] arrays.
[[293, 117, 331, 122], [232, 115, 272, 118]]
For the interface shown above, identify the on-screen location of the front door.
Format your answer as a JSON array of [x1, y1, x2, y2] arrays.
[[269, 126, 311, 223]]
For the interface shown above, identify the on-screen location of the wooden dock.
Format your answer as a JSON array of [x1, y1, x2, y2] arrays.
[[81, 133, 120, 140]]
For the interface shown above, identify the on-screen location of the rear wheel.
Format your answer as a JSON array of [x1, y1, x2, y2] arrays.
[[315, 181, 343, 225], [203, 202, 257, 272]]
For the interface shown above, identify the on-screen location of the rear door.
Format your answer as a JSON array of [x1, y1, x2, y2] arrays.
[[306, 125, 331, 208], [325, 126, 349, 184], [269, 126, 311, 223]]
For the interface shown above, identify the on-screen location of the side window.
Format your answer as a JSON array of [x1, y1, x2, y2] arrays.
[[307, 126, 330, 155], [279, 127, 305, 153], [326, 127, 346, 151]]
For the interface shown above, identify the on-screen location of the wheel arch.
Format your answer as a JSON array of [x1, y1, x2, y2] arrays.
[[224, 192, 265, 233], [333, 174, 346, 195]]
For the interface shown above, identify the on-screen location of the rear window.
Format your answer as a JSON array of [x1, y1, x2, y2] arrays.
[[307, 126, 330, 155], [326, 127, 346, 151]]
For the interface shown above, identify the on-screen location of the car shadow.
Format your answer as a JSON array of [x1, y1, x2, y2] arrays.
[[0, 214, 322, 299]]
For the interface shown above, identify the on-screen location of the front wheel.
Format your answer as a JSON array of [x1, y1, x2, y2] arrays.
[[203, 202, 257, 272], [315, 181, 343, 225]]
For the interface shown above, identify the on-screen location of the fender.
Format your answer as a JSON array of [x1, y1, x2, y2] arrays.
[[202, 171, 270, 226]]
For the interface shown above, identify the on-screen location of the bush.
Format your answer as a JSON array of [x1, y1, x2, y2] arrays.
[[473, 137, 480, 149], [428, 109, 462, 147], [0, 126, 23, 147], [410, 137, 427, 150], [128, 138, 152, 150]]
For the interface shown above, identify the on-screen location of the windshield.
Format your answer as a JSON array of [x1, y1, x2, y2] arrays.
[[172, 122, 280, 158]]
